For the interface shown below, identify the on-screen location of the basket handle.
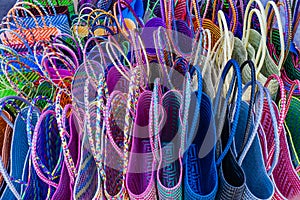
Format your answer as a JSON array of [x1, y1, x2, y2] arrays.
[[237, 80, 263, 162], [217, 10, 231, 62], [285, 80, 300, 116], [104, 90, 127, 158], [153, 26, 175, 89], [41, 46, 76, 84], [265, 1, 285, 70], [105, 38, 132, 82], [113, 0, 144, 36], [51, 43, 79, 70], [0, 29, 34, 55], [28, 0, 53, 16], [87, 9, 117, 28], [0, 156, 21, 199], [292, 0, 299, 37], [3, 60, 39, 98], [0, 96, 38, 199], [74, 7, 96, 50], [7, 2, 48, 28], [83, 37, 106, 68], [149, 78, 162, 161], [34, 40, 66, 89], [251, 83, 279, 175], [130, 29, 150, 86], [0, 96, 31, 128], [179, 73, 191, 156], [78, 2, 97, 11], [192, 29, 212, 70], [232, 60, 256, 160], [51, 33, 82, 61], [264, 74, 286, 168], [55, 90, 78, 183], [31, 109, 61, 188], [89, 12, 118, 36], [93, 73, 108, 170], [214, 59, 243, 166], [187, 65, 202, 145], [44, 0, 58, 16], [26, 96, 52, 146], [41, 53, 74, 77], [243, 8, 267, 78], [43, 44, 77, 71], [264, 75, 286, 133], [212, 0, 238, 34]]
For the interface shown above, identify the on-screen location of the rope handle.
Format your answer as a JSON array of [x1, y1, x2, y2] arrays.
[[264, 74, 286, 169]]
